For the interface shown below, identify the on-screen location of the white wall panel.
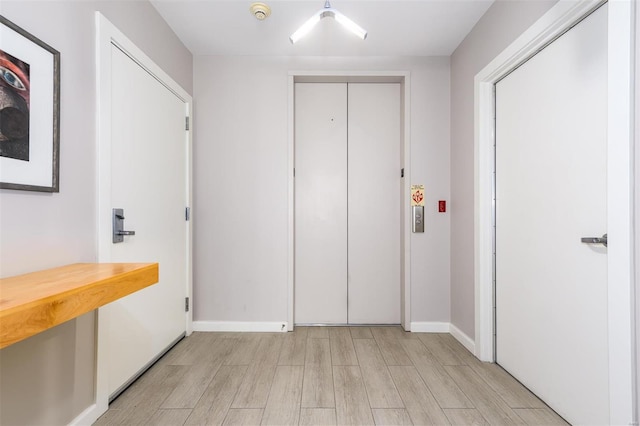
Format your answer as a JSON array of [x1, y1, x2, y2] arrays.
[[193, 56, 450, 325], [0, 2, 192, 424], [449, 0, 558, 340]]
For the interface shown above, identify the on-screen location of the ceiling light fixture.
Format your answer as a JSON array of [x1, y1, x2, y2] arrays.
[[289, 0, 367, 44]]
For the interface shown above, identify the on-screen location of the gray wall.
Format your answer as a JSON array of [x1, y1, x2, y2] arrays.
[[449, 0, 558, 339], [193, 56, 452, 327], [0, 1, 192, 424]]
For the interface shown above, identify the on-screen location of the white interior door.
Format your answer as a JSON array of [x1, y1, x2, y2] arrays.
[[294, 83, 348, 324], [495, 5, 608, 424], [347, 83, 400, 324], [294, 82, 400, 324], [105, 46, 188, 396]]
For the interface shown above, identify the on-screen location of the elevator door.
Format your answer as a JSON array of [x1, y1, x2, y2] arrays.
[[294, 82, 400, 324]]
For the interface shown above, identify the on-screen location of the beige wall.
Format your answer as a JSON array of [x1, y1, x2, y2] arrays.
[[449, 0, 558, 339], [192, 56, 452, 326], [0, 1, 192, 424]]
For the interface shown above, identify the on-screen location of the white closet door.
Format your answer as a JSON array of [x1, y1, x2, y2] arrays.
[[495, 5, 608, 424], [294, 83, 348, 324], [347, 83, 401, 324]]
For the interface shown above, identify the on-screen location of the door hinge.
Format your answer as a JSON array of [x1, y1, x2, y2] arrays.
[[401, 168, 404, 178], [293, 168, 295, 177], [185, 116, 190, 131], [185, 206, 191, 221], [185, 297, 190, 312]]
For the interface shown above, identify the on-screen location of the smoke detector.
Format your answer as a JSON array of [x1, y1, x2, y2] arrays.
[[250, 2, 271, 20]]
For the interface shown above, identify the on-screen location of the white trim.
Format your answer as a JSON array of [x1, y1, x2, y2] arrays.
[[287, 76, 295, 332], [409, 322, 475, 354], [94, 12, 193, 421], [68, 403, 99, 426], [410, 322, 450, 333], [474, 0, 635, 423], [450, 323, 475, 355], [193, 321, 289, 333], [287, 71, 412, 330], [402, 76, 412, 331], [474, 0, 606, 363], [608, 1, 635, 423]]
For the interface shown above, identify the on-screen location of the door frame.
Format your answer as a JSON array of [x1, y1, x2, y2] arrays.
[[287, 72, 411, 331], [90, 12, 193, 422], [474, 0, 635, 423]]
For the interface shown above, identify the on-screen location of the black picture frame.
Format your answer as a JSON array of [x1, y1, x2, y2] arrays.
[[0, 15, 60, 192]]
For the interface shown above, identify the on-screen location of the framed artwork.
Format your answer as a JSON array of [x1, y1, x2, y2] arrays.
[[0, 15, 60, 192]]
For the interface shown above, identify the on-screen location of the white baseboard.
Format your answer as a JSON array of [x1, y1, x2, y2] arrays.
[[410, 322, 476, 355], [69, 403, 103, 426], [410, 321, 450, 333], [449, 323, 476, 354], [193, 321, 288, 333]]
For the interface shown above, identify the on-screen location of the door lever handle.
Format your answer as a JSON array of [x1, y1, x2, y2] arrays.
[[581, 233, 607, 247], [113, 208, 135, 243]]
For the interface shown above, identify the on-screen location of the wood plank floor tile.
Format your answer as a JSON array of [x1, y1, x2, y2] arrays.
[[513, 408, 569, 425], [370, 327, 414, 366], [350, 327, 373, 339], [161, 362, 221, 409], [224, 334, 263, 366], [157, 335, 200, 366], [471, 363, 546, 409], [278, 327, 308, 366], [301, 338, 335, 408], [388, 366, 450, 425], [166, 333, 218, 366], [307, 327, 329, 339], [185, 365, 247, 426], [372, 409, 413, 425], [445, 365, 526, 425], [94, 408, 124, 425], [443, 409, 489, 425], [399, 339, 473, 409], [353, 339, 404, 408], [329, 327, 358, 365], [261, 366, 304, 425], [372, 326, 418, 340], [145, 408, 192, 425], [98, 329, 560, 426], [222, 409, 264, 426], [110, 364, 189, 411], [106, 404, 162, 425], [417, 334, 466, 366], [437, 334, 476, 363], [231, 336, 281, 408], [333, 366, 375, 425], [373, 336, 413, 366], [299, 408, 337, 426], [371, 327, 403, 339], [439, 335, 545, 409]]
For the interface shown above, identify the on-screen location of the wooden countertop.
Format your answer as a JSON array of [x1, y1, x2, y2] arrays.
[[0, 263, 159, 349]]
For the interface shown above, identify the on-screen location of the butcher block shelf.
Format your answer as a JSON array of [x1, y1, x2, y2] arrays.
[[0, 263, 158, 349]]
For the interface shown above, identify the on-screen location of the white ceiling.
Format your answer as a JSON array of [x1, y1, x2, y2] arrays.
[[150, 0, 494, 57]]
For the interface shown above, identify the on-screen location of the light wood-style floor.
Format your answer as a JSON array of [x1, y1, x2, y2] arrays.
[[95, 327, 567, 425]]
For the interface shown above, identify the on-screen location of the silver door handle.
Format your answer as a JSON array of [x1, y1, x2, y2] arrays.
[[581, 233, 607, 247], [113, 208, 136, 243]]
